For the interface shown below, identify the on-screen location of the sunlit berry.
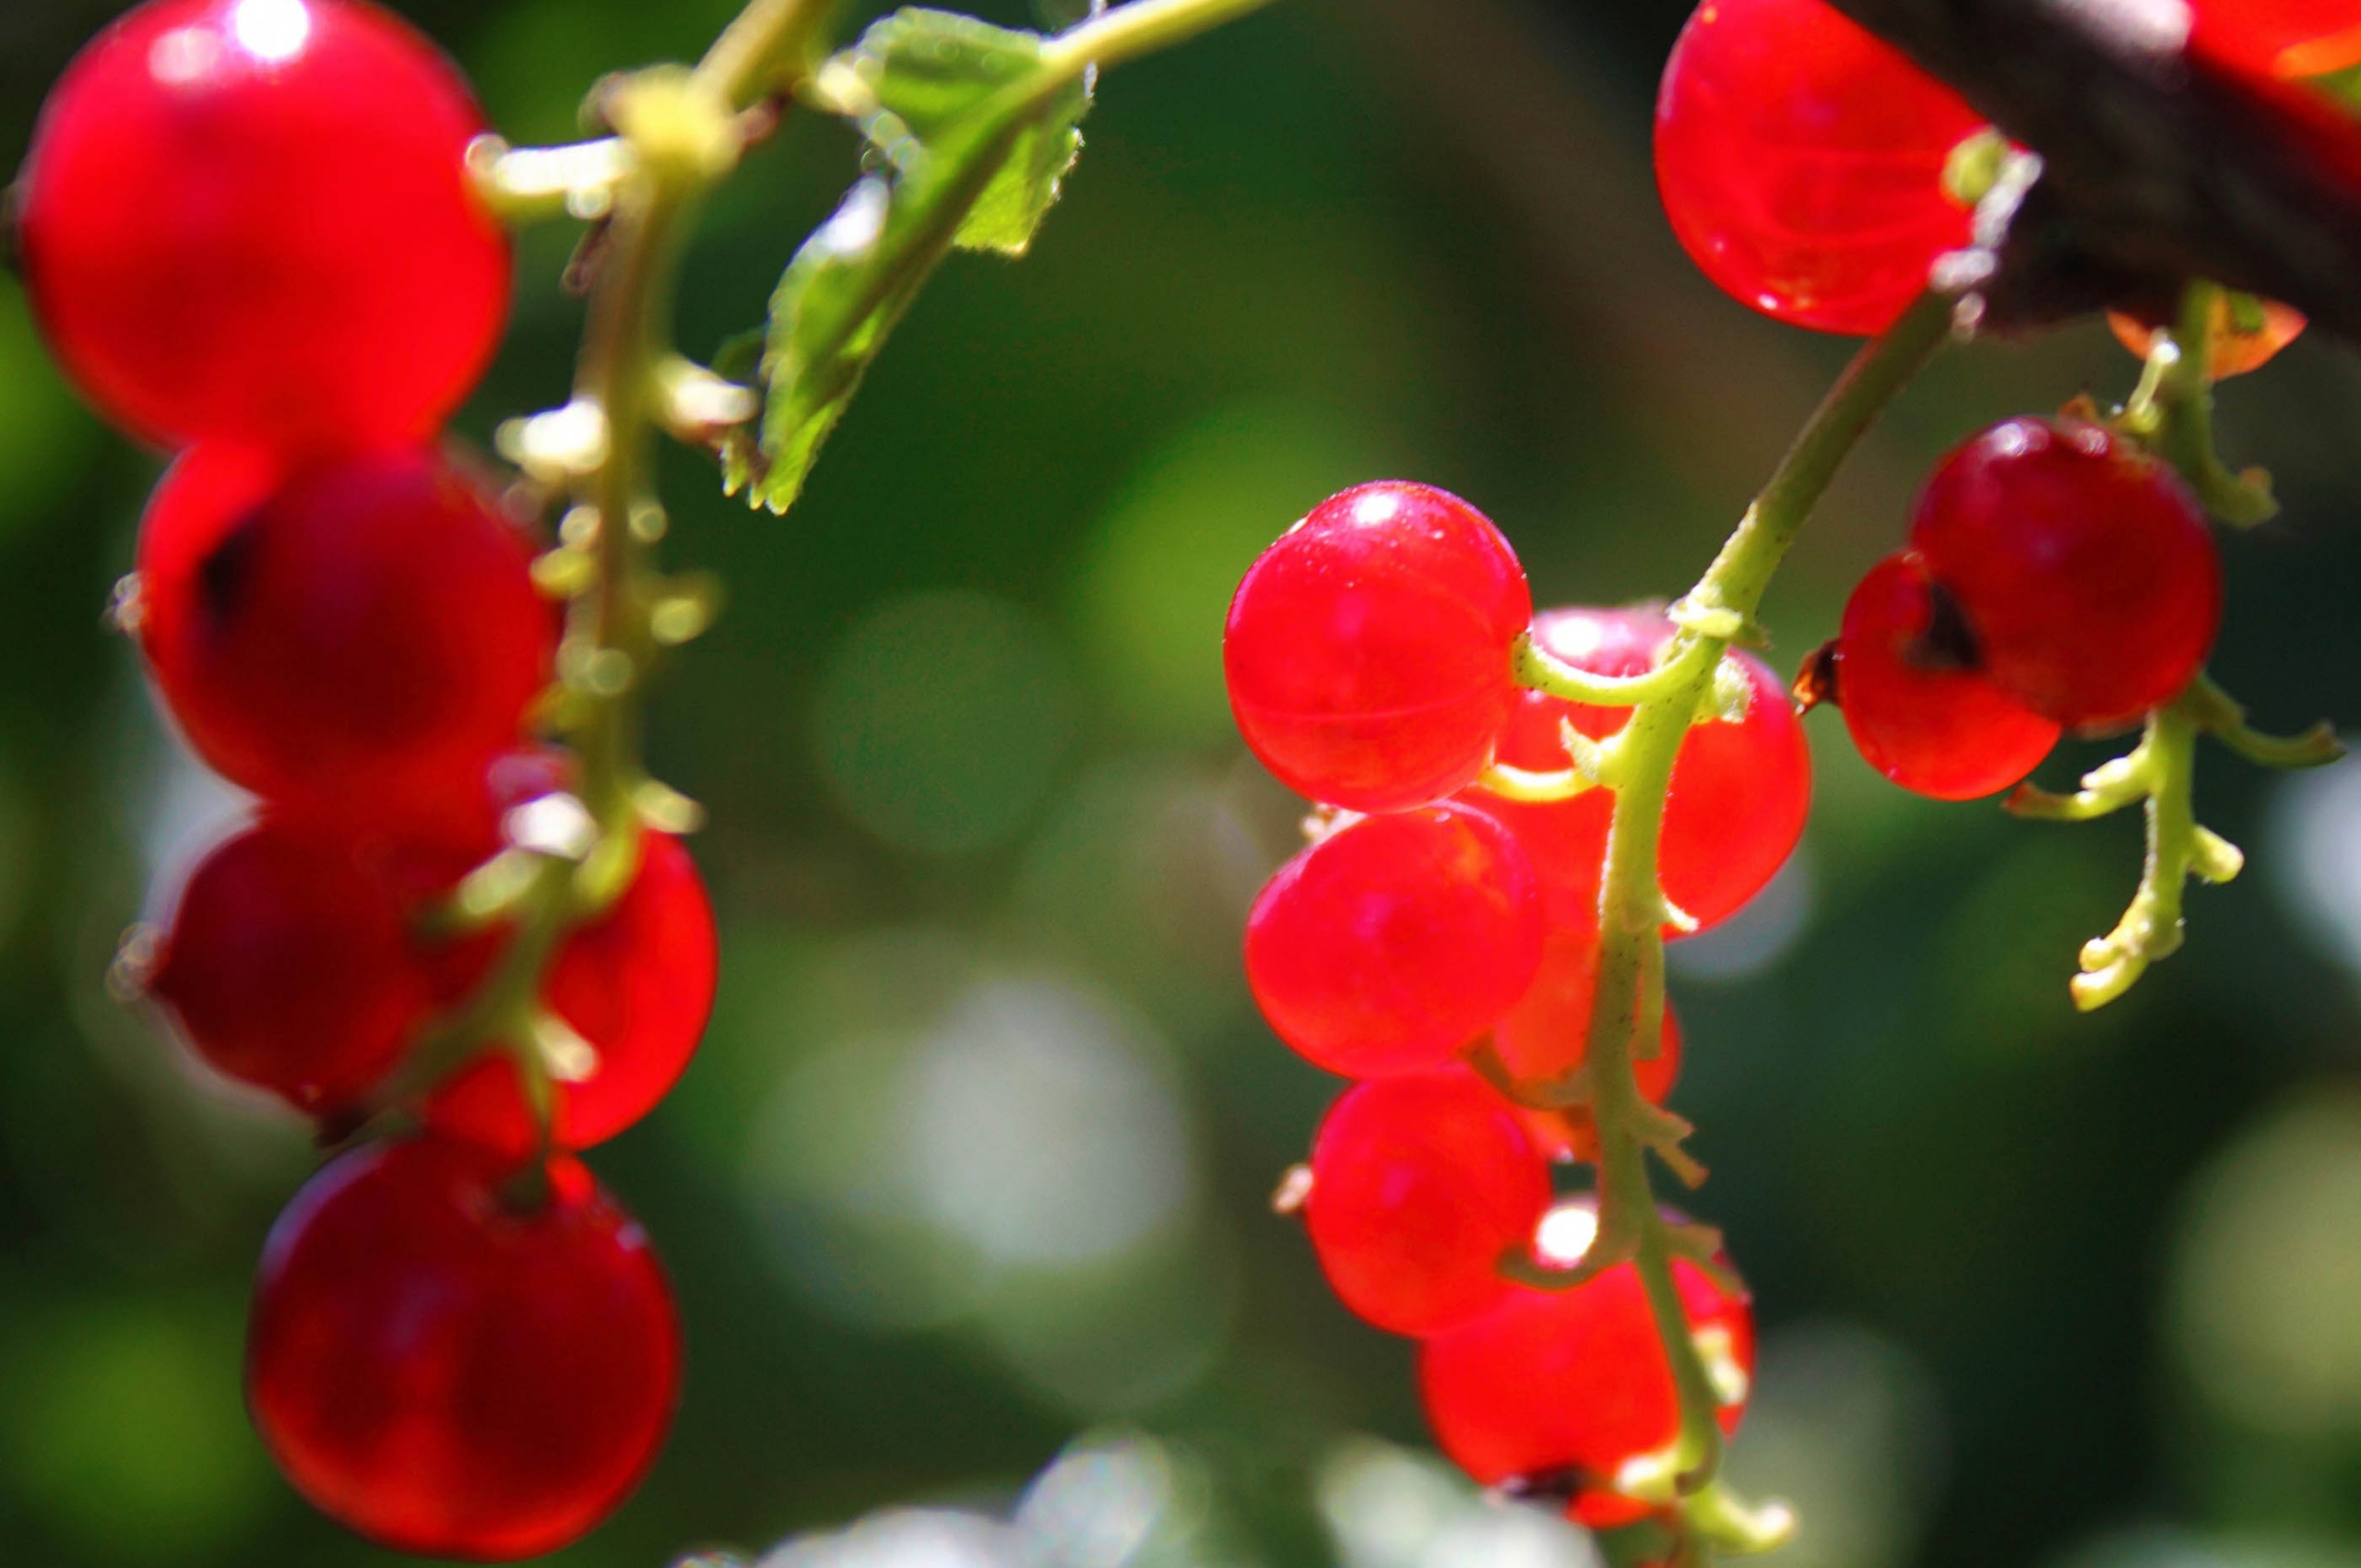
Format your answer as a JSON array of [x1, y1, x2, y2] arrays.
[[1909, 418, 2222, 728], [136, 444, 554, 830], [2192, 0, 2361, 77], [1655, 0, 1985, 335], [428, 833, 718, 1156], [148, 815, 433, 1113], [1833, 551, 2059, 799], [1246, 803, 1545, 1077], [1462, 607, 1809, 934], [246, 1137, 680, 1559], [1304, 1065, 1552, 1336], [1489, 927, 1682, 1163], [1420, 1202, 1753, 1525], [1225, 481, 1532, 813], [15, 0, 510, 449]]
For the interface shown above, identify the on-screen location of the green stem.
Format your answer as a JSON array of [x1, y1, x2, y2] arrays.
[[1525, 291, 1951, 1545], [1039, 0, 1281, 77], [2146, 279, 2278, 526]]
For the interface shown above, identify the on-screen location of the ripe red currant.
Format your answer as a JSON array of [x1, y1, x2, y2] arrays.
[[429, 832, 719, 1156], [1909, 418, 2222, 728], [137, 444, 555, 830], [1655, 0, 1985, 335], [1225, 481, 1532, 814], [1463, 607, 1809, 933], [1303, 1064, 1553, 1336], [246, 1136, 681, 1559], [1246, 803, 1545, 1078], [2193, 0, 2361, 77], [1489, 926, 1682, 1154], [1833, 551, 2059, 800], [148, 815, 434, 1114], [15, 0, 510, 450], [1419, 1205, 1753, 1527]]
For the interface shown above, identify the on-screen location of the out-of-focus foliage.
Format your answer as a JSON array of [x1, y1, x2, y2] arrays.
[[8, 2, 2361, 1566]]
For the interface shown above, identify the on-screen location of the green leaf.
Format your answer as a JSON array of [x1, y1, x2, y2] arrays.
[[724, 8, 1094, 513]]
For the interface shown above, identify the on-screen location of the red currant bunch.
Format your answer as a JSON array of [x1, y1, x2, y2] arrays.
[[1828, 416, 2224, 796], [20, 2, 710, 1555], [1653, 0, 1987, 335]]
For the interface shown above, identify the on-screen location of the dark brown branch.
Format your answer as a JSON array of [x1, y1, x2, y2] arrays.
[[1827, 0, 2361, 341]]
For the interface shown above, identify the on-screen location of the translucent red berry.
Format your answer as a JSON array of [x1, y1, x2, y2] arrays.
[[1654, 0, 1985, 335], [1245, 803, 1545, 1078], [148, 816, 434, 1113], [136, 444, 555, 830], [429, 833, 719, 1157], [246, 1136, 680, 1559], [1420, 1205, 1753, 1526], [1463, 607, 1809, 933], [1490, 926, 1682, 1155], [1909, 418, 2222, 728], [1833, 551, 2059, 800], [1304, 1065, 1552, 1336], [1225, 481, 1532, 813], [15, 0, 510, 449], [2192, 0, 2361, 77]]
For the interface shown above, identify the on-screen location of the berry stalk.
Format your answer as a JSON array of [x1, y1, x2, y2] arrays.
[[1548, 289, 1955, 1550]]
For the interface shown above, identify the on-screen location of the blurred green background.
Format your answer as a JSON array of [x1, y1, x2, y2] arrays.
[[9, 1, 2361, 1565]]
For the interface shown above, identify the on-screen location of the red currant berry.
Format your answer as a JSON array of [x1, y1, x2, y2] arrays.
[[1246, 803, 1545, 1078], [1304, 1064, 1553, 1336], [247, 1136, 680, 1559], [1908, 418, 2222, 728], [1490, 926, 1682, 1146], [1833, 551, 2059, 799], [428, 833, 718, 1156], [1464, 607, 1809, 933], [1419, 1206, 1753, 1524], [1225, 481, 1532, 813], [15, 0, 509, 450], [137, 444, 555, 829], [148, 815, 434, 1113], [2193, 0, 2361, 77], [1655, 0, 1985, 335]]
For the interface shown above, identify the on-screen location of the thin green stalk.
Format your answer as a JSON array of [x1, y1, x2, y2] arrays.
[[1040, 0, 1280, 76]]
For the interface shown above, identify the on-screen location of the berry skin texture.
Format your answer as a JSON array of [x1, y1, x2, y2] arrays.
[[148, 816, 434, 1114], [1909, 418, 2223, 729], [15, 0, 509, 450], [1246, 803, 1546, 1078], [1304, 1065, 1552, 1336], [2192, 0, 2361, 77], [1464, 607, 1809, 934], [137, 444, 555, 831], [1225, 481, 1532, 814], [429, 833, 719, 1157], [1419, 1218, 1753, 1527], [1834, 552, 2059, 800], [246, 1136, 681, 1560], [1655, 0, 1986, 335], [1493, 926, 1682, 1096]]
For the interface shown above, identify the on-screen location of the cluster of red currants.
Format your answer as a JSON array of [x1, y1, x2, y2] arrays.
[[1826, 416, 2223, 800], [16, 0, 710, 1556], [1224, 481, 1804, 1526]]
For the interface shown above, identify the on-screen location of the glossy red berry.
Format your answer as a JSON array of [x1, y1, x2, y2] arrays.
[[429, 833, 719, 1156], [1489, 927, 1682, 1163], [1655, 0, 1985, 335], [15, 0, 509, 449], [246, 1136, 680, 1559], [1225, 481, 1532, 813], [1303, 1065, 1552, 1336], [1833, 551, 2059, 799], [2193, 0, 2361, 77], [1246, 803, 1545, 1078], [137, 444, 555, 830], [1463, 607, 1809, 934], [1420, 1206, 1753, 1526], [1909, 418, 2222, 728], [148, 816, 434, 1113]]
